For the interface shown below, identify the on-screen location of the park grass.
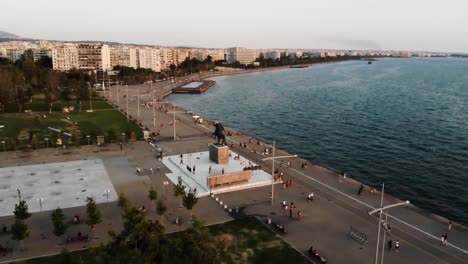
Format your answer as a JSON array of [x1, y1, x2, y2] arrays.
[[0, 102, 141, 149], [207, 217, 309, 264], [3, 94, 112, 113], [20, 217, 309, 264]]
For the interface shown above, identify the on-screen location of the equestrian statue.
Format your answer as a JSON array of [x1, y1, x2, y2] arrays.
[[212, 121, 226, 145]]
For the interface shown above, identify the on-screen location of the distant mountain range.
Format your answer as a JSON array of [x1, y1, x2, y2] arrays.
[[0, 30, 23, 39]]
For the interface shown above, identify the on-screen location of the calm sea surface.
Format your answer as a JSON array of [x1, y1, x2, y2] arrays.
[[167, 58, 468, 224]]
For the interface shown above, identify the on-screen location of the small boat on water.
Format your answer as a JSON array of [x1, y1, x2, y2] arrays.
[[290, 65, 309, 68], [368, 61, 372, 64]]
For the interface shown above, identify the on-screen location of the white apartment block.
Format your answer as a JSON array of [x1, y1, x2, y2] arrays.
[[52, 44, 79, 71], [136, 48, 161, 72], [11, 50, 25, 62], [77, 44, 111, 71], [226, 47, 257, 64]]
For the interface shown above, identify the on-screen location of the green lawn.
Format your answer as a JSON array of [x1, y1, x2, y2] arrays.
[[20, 218, 309, 264], [0, 104, 142, 149], [207, 217, 310, 264], [3, 94, 112, 113]]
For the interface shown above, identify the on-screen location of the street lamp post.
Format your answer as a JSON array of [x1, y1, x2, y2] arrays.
[[86, 135, 91, 145], [1, 140, 5, 152], [126, 85, 129, 121], [44, 138, 49, 148], [121, 133, 126, 144], [369, 185, 410, 264], [263, 143, 297, 206], [167, 106, 184, 141], [137, 86, 140, 118]]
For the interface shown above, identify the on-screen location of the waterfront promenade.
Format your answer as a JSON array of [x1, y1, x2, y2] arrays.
[[0, 73, 467, 263]]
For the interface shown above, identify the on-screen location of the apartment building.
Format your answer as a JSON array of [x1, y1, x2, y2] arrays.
[[110, 46, 137, 69], [77, 44, 111, 71], [264, 51, 281, 60], [24, 48, 53, 62], [226, 47, 257, 64], [52, 44, 79, 71]]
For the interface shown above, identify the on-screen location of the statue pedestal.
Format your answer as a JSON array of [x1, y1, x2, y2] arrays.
[[209, 143, 229, 164]]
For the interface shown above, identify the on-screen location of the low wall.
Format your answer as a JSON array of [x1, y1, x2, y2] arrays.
[[207, 170, 251, 189]]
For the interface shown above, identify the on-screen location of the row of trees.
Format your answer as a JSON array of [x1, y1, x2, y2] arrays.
[[0, 57, 92, 113], [218, 54, 374, 69], [9, 176, 223, 262]]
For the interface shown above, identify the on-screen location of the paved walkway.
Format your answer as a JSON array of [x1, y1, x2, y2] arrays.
[[0, 75, 467, 263]]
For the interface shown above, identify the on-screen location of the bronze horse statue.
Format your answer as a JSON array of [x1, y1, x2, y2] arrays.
[[212, 122, 226, 145]]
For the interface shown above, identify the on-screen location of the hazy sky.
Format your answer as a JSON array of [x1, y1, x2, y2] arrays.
[[2, 0, 468, 52]]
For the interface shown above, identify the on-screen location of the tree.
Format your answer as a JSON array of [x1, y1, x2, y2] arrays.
[[14, 200, 32, 220], [183, 189, 198, 218], [73, 81, 89, 112], [16, 82, 33, 113], [0, 70, 14, 112], [42, 69, 61, 113], [51, 208, 67, 241], [85, 197, 102, 237], [11, 219, 29, 248], [148, 187, 158, 212], [173, 176, 186, 206], [156, 200, 167, 224]]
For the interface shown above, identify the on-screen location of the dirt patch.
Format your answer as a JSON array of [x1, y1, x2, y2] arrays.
[[262, 239, 282, 248]]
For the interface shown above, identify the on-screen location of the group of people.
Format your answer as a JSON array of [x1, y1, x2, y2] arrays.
[[282, 200, 303, 221]]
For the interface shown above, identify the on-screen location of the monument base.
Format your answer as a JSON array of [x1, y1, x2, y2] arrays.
[[209, 143, 229, 164]]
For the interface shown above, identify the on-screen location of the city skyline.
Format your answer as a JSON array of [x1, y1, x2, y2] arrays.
[[2, 0, 468, 53]]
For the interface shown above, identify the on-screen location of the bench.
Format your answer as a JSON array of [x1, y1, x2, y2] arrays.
[[307, 249, 327, 264], [66, 234, 89, 243], [0, 246, 13, 256]]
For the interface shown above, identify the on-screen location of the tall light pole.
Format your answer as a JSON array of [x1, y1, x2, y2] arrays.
[[173, 105, 176, 140], [89, 84, 93, 111], [126, 85, 129, 121], [369, 187, 410, 264], [117, 83, 120, 105], [153, 90, 156, 128], [167, 105, 181, 141], [263, 143, 297, 206], [137, 86, 140, 118]]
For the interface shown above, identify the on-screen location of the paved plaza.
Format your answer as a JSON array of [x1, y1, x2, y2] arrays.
[[162, 150, 272, 197], [0, 159, 118, 217]]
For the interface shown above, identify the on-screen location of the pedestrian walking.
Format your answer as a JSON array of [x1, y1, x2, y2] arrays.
[[441, 234, 446, 245], [358, 184, 364, 195], [443, 234, 448, 246], [209, 165, 212, 174], [157, 165, 160, 171], [180, 154, 183, 164], [290, 202, 295, 208], [136, 167, 141, 175], [119, 142, 123, 150], [297, 211, 302, 221], [150, 168, 154, 174], [282, 200, 286, 208], [193, 165, 196, 174], [222, 168, 225, 174], [448, 221, 452, 231], [289, 208, 293, 218], [395, 240, 400, 252], [388, 239, 392, 250], [308, 192, 314, 202]]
